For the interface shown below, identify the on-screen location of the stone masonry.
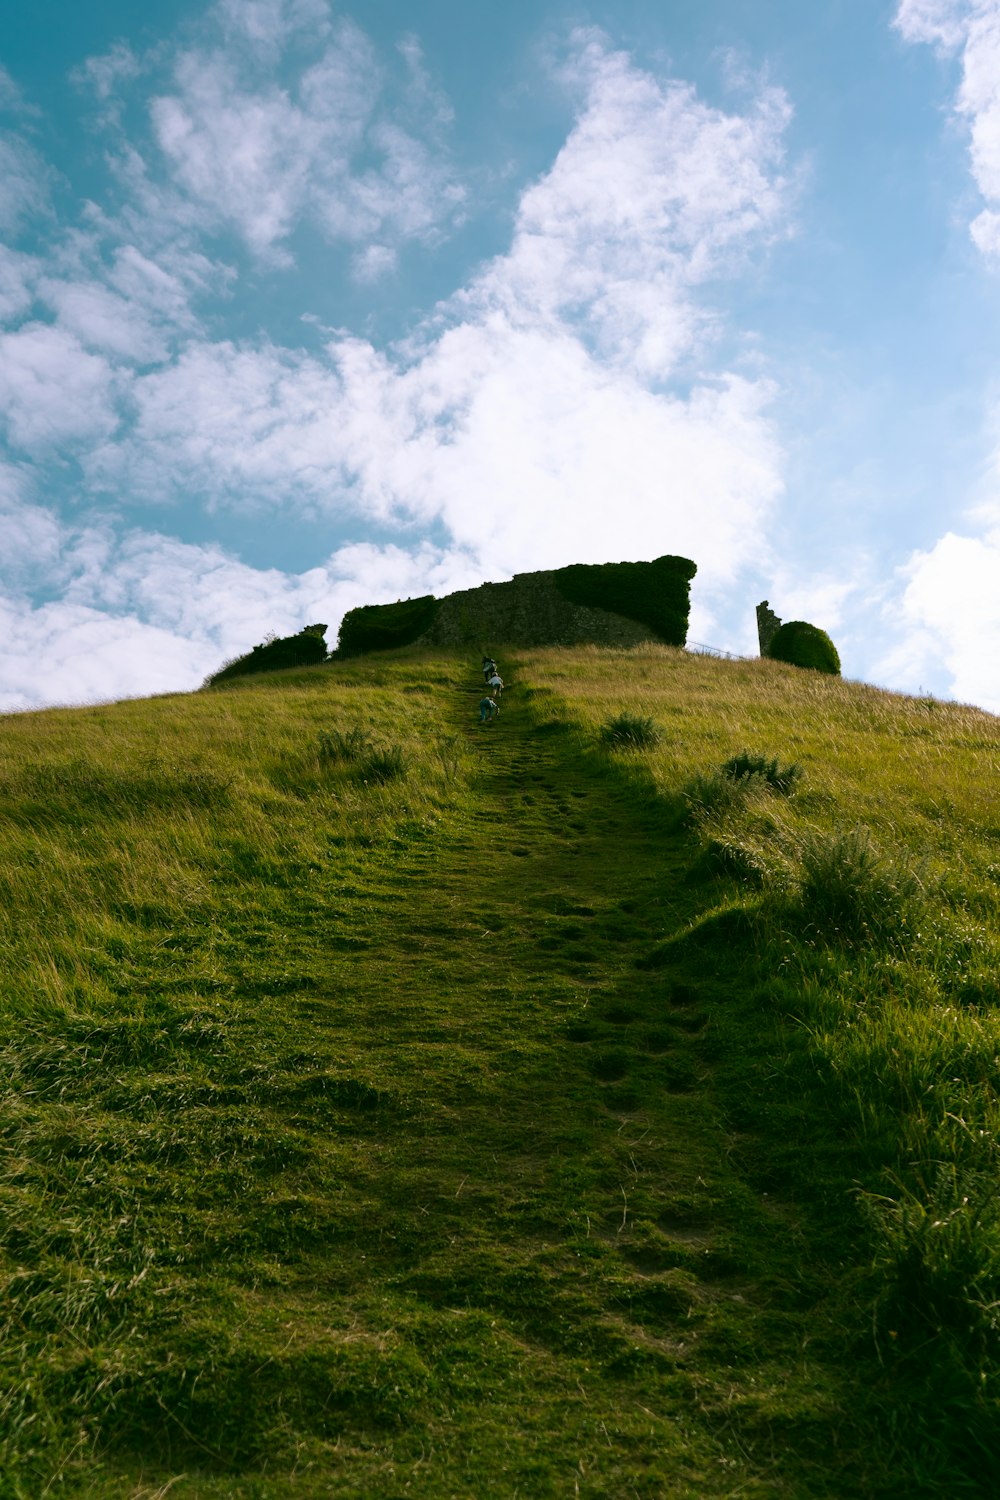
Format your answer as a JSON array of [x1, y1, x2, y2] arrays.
[[415, 570, 657, 652], [756, 600, 782, 656]]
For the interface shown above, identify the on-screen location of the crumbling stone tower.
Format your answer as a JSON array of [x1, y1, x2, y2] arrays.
[[756, 600, 782, 656]]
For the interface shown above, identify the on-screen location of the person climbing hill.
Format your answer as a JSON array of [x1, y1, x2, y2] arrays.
[[479, 695, 498, 724], [489, 671, 503, 698], [482, 657, 497, 682]]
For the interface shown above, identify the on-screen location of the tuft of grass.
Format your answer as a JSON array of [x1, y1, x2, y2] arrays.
[[795, 824, 925, 948], [357, 743, 408, 783], [721, 749, 803, 794], [598, 711, 662, 749], [317, 725, 370, 763]]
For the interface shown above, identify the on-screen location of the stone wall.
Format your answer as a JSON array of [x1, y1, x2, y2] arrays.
[[415, 570, 657, 651], [756, 600, 782, 656]]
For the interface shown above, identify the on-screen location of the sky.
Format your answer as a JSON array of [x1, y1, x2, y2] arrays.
[[2, 0, 1000, 712]]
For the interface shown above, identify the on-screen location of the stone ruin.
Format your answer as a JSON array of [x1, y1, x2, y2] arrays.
[[756, 600, 782, 656]]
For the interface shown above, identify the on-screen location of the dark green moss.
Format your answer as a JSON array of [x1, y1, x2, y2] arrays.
[[553, 554, 696, 646], [205, 627, 328, 685], [335, 595, 440, 657]]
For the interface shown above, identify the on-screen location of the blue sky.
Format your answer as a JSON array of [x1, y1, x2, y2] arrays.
[[2, 0, 1000, 710]]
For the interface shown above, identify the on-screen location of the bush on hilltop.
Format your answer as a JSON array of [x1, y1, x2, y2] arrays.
[[766, 620, 841, 675], [205, 625, 328, 686]]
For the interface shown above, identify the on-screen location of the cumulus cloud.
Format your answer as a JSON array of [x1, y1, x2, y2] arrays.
[[93, 32, 789, 594], [894, 0, 970, 50], [896, 0, 1000, 261], [75, 2, 465, 266], [0, 325, 120, 451], [874, 528, 1000, 710], [486, 28, 790, 377]]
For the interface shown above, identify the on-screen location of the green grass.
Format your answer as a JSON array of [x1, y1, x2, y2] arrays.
[[0, 644, 999, 1494]]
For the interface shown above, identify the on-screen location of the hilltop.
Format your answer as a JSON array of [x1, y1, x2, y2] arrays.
[[0, 643, 998, 1496]]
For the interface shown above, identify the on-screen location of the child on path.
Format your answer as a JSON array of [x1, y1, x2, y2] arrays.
[[479, 696, 497, 723], [488, 672, 503, 698], [482, 656, 497, 682]]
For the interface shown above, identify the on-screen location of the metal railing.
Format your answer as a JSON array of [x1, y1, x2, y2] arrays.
[[686, 640, 748, 662]]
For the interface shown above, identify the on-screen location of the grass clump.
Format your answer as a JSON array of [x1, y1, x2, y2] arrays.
[[681, 750, 801, 823], [318, 728, 408, 783], [721, 750, 803, 794], [598, 712, 662, 749], [359, 744, 408, 783], [796, 825, 925, 948], [317, 726, 370, 763]]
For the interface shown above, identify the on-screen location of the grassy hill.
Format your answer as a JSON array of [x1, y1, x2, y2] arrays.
[[1, 645, 999, 1497]]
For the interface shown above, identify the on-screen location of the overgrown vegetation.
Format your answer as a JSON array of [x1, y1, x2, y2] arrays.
[[205, 623, 329, 685], [2, 643, 1000, 1495], [335, 594, 440, 657], [553, 553, 696, 646], [766, 618, 841, 674]]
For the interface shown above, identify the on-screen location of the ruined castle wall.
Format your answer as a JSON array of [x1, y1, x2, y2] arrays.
[[416, 571, 656, 651]]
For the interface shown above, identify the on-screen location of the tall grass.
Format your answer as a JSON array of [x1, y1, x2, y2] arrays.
[[4, 641, 1000, 1493], [521, 641, 1000, 1486]]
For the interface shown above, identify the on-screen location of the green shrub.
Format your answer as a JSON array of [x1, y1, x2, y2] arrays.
[[336, 596, 439, 657], [795, 825, 923, 946], [766, 620, 840, 675], [553, 555, 696, 647], [599, 713, 663, 750], [721, 751, 802, 795], [206, 626, 328, 685]]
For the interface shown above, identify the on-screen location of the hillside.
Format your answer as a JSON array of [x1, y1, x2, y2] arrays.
[[1, 646, 999, 1496]]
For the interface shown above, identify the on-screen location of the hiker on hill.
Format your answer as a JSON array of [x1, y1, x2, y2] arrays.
[[482, 656, 496, 682], [479, 695, 498, 724], [488, 671, 503, 698]]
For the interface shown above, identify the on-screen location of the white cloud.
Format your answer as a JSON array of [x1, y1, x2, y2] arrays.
[[0, 132, 50, 236], [352, 244, 398, 282], [469, 29, 790, 378], [895, 0, 969, 51], [886, 2, 1000, 712], [92, 32, 788, 593], [0, 492, 483, 710], [0, 324, 120, 450], [896, 1, 1000, 263], [88, 339, 348, 501], [0, 63, 39, 116], [876, 528, 1000, 709], [0, 245, 36, 323], [71, 41, 145, 128], [216, 0, 332, 59], [139, 12, 463, 264]]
